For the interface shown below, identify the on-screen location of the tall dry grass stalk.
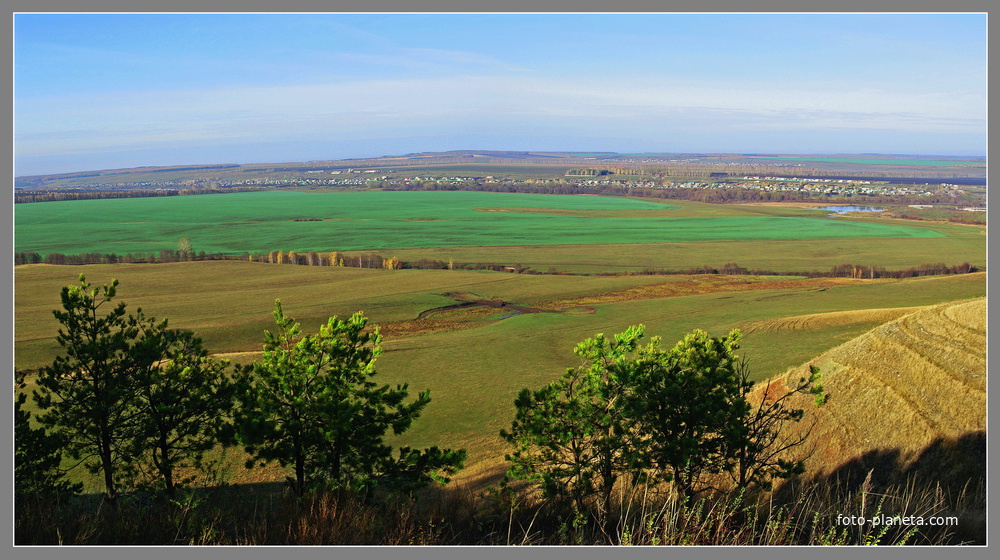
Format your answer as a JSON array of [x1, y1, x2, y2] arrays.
[[16, 469, 983, 545]]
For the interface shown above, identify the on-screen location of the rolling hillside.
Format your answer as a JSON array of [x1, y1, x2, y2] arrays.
[[762, 297, 986, 485]]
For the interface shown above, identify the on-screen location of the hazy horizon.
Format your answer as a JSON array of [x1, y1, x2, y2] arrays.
[[15, 13, 987, 177], [14, 148, 989, 179]]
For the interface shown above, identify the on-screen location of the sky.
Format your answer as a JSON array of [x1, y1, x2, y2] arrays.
[[13, 13, 988, 176]]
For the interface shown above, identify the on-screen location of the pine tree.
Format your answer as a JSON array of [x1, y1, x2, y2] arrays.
[[235, 301, 464, 495], [33, 276, 155, 504], [131, 330, 235, 498], [501, 326, 645, 517]]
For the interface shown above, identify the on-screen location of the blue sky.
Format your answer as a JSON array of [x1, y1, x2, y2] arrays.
[[14, 13, 987, 176]]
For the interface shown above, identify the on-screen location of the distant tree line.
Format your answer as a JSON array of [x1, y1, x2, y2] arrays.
[[14, 186, 267, 204], [248, 250, 532, 273], [820, 262, 978, 279], [15, 247, 981, 280], [15, 190, 181, 203], [625, 262, 979, 279], [247, 252, 982, 279], [15, 249, 236, 266]]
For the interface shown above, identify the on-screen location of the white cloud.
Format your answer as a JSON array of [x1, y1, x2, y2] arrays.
[[15, 74, 985, 158]]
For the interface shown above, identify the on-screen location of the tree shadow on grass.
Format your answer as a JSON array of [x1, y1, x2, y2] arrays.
[[774, 430, 986, 544]]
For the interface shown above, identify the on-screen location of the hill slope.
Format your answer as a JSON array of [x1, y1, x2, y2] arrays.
[[763, 297, 986, 482]]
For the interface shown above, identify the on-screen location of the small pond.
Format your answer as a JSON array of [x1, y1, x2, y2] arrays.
[[819, 206, 885, 214]]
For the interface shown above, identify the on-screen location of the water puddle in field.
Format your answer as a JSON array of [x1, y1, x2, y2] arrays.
[[378, 293, 552, 340], [820, 206, 885, 215]]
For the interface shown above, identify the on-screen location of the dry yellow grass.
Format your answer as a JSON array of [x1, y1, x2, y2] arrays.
[[740, 306, 925, 334], [760, 297, 986, 477]]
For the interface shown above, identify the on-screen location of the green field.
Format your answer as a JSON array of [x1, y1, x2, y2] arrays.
[[15, 190, 949, 258], [14, 262, 987, 485]]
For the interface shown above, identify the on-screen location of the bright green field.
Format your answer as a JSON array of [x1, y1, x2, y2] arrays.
[[15, 190, 945, 257], [14, 262, 987, 484]]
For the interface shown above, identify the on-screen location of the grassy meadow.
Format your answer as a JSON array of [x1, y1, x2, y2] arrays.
[[14, 261, 987, 487]]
